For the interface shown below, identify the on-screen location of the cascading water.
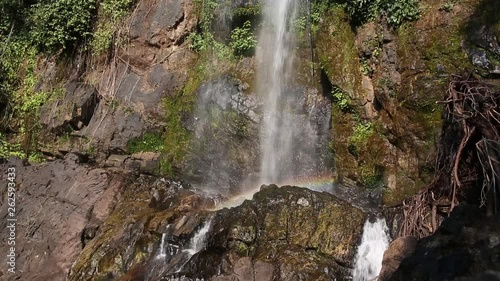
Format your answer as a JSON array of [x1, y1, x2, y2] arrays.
[[158, 233, 168, 259], [184, 218, 212, 256], [353, 218, 391, 281], [258, 0, 298, 184], [172, 218, 214, 274], [257, 0, 333, 186]]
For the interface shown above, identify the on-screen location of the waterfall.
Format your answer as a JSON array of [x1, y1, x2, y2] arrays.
[[353, 218, 391, 281], [257, 0, 299, 184]]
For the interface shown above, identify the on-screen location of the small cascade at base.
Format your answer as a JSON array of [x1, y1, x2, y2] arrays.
[[146, 218, 213, 280], [172, 218, 214, 274], [156, 224, 179, 260], [353, 218, 391, 281], [184, 218, 213, 256]]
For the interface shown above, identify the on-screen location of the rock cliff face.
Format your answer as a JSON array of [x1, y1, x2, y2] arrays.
[[1, 0, 499, 280], [320, 0, 499, 206], [0, 154, 123, 281], [39, 0, 197, 163]]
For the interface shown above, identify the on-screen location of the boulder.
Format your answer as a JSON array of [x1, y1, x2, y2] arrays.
[[201, 185, 367, 281], [378, 236, 417, 280]]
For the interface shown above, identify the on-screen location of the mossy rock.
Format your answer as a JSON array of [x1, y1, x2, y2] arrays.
[[212, 185, 367, 270], [316, 6, 363, 102], [68, 176, 212, 280]]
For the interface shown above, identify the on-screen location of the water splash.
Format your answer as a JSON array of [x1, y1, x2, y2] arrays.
[[184, 219, 213, 256], [353, 218, 391, 281]]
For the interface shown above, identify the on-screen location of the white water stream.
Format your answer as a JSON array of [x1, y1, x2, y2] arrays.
[[353, 218, 391, 281], [156, 224, 174, 260], [184, 219, 213, 256], [257, 0, 299, 184]]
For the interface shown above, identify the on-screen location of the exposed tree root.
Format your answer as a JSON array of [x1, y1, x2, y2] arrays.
[[399, 72, 500, 238]]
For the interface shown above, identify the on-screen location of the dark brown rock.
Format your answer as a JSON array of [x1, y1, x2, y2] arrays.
[[379, 236, 417, 280], [388, 206, 500, 281], [40, 82, 100, 134]]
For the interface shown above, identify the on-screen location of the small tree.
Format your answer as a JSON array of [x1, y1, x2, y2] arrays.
[[230, 21, 257, 57]]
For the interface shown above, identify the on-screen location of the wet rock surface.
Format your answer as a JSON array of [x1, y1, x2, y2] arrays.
[[378, 236, 417, 280], [182, 75, 333, 192], [387, 205, 500, 281], [65, 184, 367, 281], [197, 185, 366, 281], [182, 76, 261, 192]]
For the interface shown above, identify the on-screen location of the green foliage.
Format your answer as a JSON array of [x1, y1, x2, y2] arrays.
[[229, 21, 257, 56], [346, 0, 381, 24], [30, 0, 97, 52], [100, 0, 135, 20], [346, 0, 420, 26], [127, 133, 165, 153], [360, 58, 373, 76], [311, 0, 342, 33], [348, 122, 375, 156], [0, 133, 24, 159], [360, 165, 384, 188], [188, 32, 209, 52], [293, 16, 308, 33], [188, 0, 236, 60], [234, 5, 261, 17], [331, 86, 351, 112], [385, 0, 420, 26], [0, 40, 28, 103], [162, 94, 193, 176]]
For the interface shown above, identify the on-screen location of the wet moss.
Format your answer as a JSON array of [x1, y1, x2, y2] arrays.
[[316, 7, 363, 102]]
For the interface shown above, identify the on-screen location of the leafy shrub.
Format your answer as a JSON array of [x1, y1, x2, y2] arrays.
[[0, 0, 28, 36], [385, 0, 420, 26], [127, 133, 165, 153], [229, 21, 257, 56], [30, 0, 97, 52], [188, 32, 210, 52], [346, 0, 381, 25], [293, 16, 308, 33], [332, 86, 351, 112], [346, 0, 420, 26]]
